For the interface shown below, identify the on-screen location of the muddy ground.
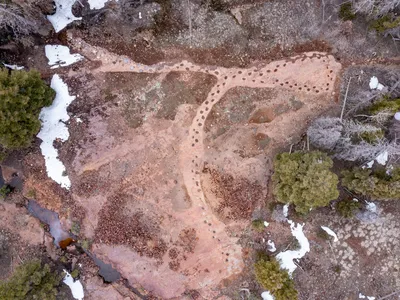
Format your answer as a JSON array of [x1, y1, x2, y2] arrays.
[[1, 0, 400, 299]]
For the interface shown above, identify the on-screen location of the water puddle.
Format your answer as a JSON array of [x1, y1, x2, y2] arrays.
[[86, 251, 121, 283], [27, 200, 72, 248]]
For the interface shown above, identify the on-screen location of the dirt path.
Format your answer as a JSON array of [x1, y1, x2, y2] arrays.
[[69, 36, 342, 297]]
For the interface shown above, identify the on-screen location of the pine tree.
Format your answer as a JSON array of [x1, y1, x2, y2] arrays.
[[0, 68, 55, 149], [272, 151, 339, 214]]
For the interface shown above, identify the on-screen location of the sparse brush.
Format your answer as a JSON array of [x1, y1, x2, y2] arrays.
[[336, 199, 361, 218], [251, 219, 265, 232]]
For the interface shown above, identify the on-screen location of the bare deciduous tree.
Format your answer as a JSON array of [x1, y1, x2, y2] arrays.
[[0, 3, 36, 37], [307, 117, 343, 150], [307, 116, 397, 162], [353, 0, 400, 17]]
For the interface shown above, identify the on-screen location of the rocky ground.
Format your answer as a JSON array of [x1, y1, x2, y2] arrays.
[[1, 0, 400, 299]]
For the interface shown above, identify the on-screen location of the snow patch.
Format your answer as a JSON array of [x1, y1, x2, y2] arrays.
[[359, 292, 375, 300], [365, 201, 377, 213], [3, 63, 24, 70], [369, 76, 384, 91], [321, 226, 338, 242], [283, 204, 289, 217], [276, 220, 310, 275], [395, 112, 400, 121], [76, 117, 83, 123], [88, 0, 118, 9], [63, 270, 84, 300], [47, 0, 82, 33], [267, 240, 276, 252], [261, 291, 275, 300], [37, 75, 75, 189], [264, 221, 269, 227], [375, 151, 388, 165], [365, 160, 374, 168], [45, 45, 84, 69]]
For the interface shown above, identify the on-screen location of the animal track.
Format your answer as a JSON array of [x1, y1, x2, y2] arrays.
[[71, 37, 341, 275]]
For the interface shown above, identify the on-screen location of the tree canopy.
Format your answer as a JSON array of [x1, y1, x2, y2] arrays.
[[0, 68, 54, 149], [272, 151, 339, 214]]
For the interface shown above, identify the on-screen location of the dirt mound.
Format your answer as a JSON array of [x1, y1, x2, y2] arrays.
[[95, 193, 167, 259], [207, 168, 264, 221]]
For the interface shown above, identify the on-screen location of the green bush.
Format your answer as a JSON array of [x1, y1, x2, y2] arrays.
[[339, 3, 356, 21], [272, 151, 339, 214], [341, 167, 400, 200], [336, 199, 361, 218], [251, 219, 265, 232], [254, 257, 298, 300], [369, 97, 400, 115], [370, 15, 400, 33], [0, 68, 55, 149], [0, 260, 61, 300], [359, 129, 385, 144]]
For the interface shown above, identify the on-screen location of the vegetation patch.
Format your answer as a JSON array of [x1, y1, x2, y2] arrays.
[[0, 68, 55, 149], [251, 219, 265, 232], [254, 255, 298, 300], [336, 198, 361, 218], [342, 167, 400, 200], [370, 15, 400, 33], [0, 260, 61, 300], [369, 97, 400, 115], [272, 151, 339, 214], [339, 3, 356, 21]]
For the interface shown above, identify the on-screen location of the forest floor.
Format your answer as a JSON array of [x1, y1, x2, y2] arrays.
[[1, 0, 400, 299]]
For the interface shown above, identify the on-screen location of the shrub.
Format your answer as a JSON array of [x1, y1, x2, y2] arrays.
[[254, 257, 298, 300], [272, 151, 339, 214], [341, 167, 400, 200], [370, 15, 400, 32], [369, 97, 400, 114], [0, 68, 55, 149], [251, 219, 265, 232], [0, 260, 61, 300], [336, 199, 361, 218], [339, 3, 356, 21]]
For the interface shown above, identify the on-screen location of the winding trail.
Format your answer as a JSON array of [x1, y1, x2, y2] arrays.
[[70, 37, 342, 296]]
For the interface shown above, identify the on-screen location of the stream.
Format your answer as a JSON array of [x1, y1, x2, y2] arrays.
[[27, 200, 121, 283]]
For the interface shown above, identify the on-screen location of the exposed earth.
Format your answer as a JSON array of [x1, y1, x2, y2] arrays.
[[1, 0, 400, 299]]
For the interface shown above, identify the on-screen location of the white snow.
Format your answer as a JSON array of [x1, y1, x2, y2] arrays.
[[63, 270, 84, 300], [365, 201, 377, 213], [283, 204, 289, 217], [395, 112, 400, 121], [76, 117, 83, 123], [264, 221, 269, 227], [359, 293, 375, 300], [369, 76, 384, 91], [3, 63, 24, 70], [261, 291, 275, 300], [276, 220, 310, 275], [375, 151, 388, 165], [37, 75, 75, 189], [365, 160, 374, 168], [321, 226, 338, 242], [353, 198, 359, 202], [47, 0, 82, 33], [45, 45, 84, 69], [88, 0, 118, 9], [267, 240, 276, 252]]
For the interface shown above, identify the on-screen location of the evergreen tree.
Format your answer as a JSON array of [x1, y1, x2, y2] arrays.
[[0, 68, 55, 149], [254, 257, 298, 300], [0, 260, 61, 300], [272, 151, 339, 214]]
